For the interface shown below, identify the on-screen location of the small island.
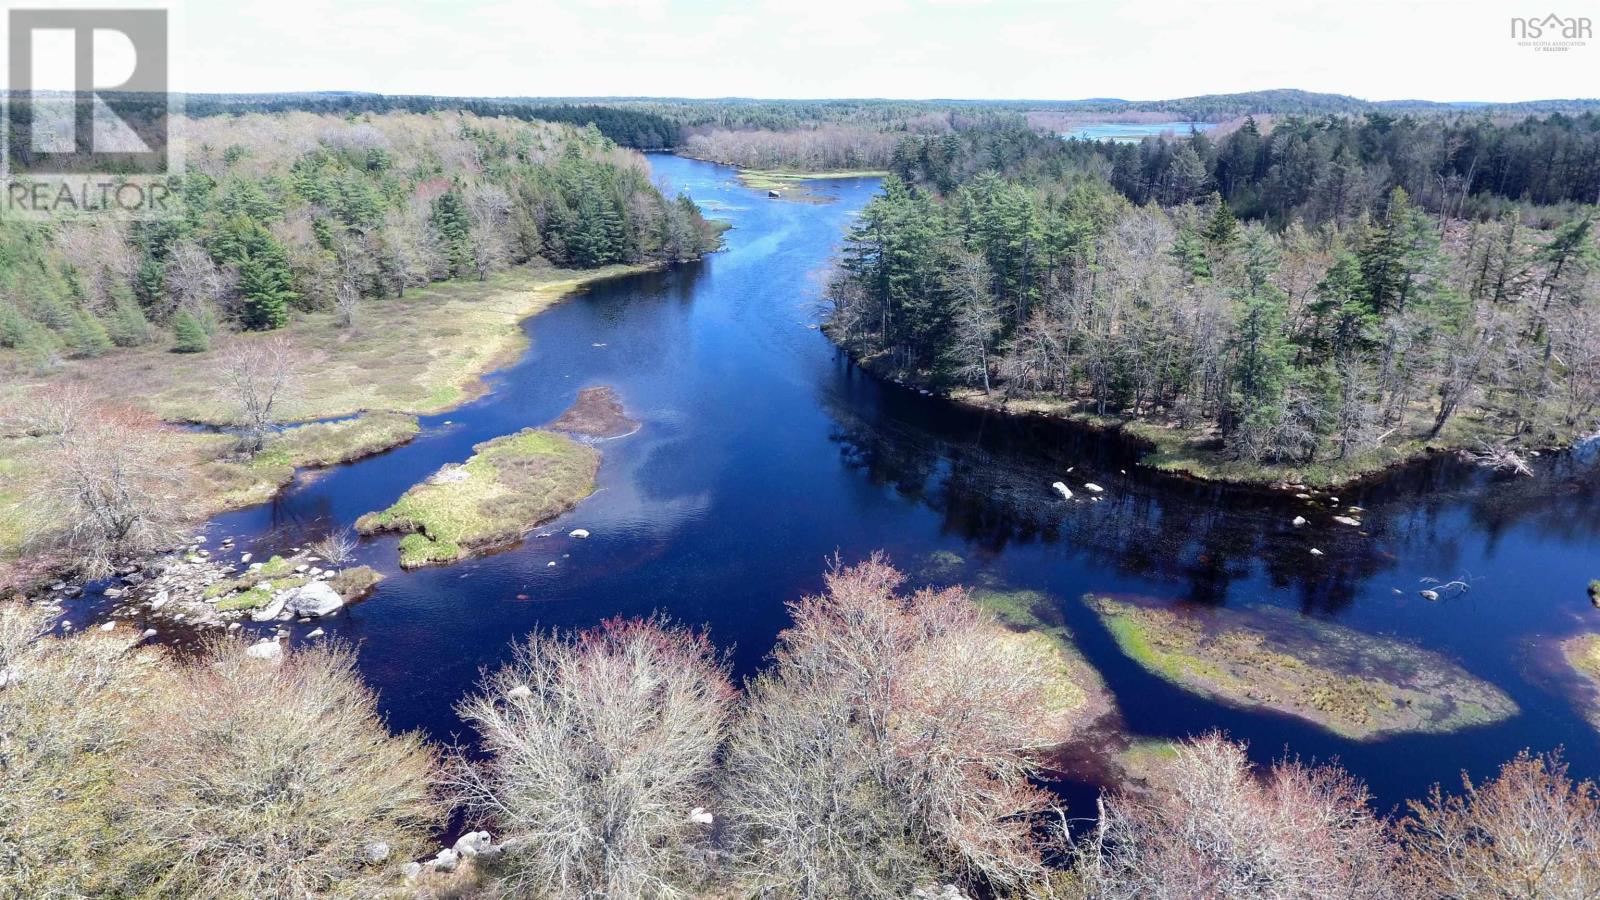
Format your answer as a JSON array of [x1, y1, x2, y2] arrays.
[[357, 428, 600, 568], [1086, 595, 1517, 740]]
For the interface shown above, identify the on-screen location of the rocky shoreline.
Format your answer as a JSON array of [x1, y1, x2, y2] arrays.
[[35, 534, 382, 637]]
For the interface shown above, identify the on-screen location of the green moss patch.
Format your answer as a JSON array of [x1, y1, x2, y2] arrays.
[[356, 428, 599, 568], [1086, 595, 1517, 740]]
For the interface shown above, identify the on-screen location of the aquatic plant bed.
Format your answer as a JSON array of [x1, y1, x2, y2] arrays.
[[356, 428, 599, 568], [1086, 595, 1517, 740], [1561, 633, 1600, 733]]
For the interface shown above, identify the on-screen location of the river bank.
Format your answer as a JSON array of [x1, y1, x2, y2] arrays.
[[0, 262, 665, 592], [831, 337, 1566, 490]]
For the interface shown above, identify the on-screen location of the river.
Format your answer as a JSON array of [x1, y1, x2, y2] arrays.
[[132, 154, 1600, 813]]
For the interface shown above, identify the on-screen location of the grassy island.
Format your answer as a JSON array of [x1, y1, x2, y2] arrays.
[[1087, 595, 1516, 740], [356, 428, 599, 568]]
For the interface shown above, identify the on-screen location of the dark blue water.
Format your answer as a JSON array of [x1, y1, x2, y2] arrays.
[[178, 155, 1599, 813]]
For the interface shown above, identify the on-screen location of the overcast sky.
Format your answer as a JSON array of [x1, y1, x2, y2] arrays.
[[170, 0, 1594, 101]]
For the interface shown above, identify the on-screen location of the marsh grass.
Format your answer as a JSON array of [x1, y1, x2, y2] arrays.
[[1086, 595, 1517, 740], [357, 429, 599, 568]]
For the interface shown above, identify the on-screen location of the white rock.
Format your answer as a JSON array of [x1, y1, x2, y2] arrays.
[[282, 581, 344, 618], [240, 553, 252, 564], [0, 668, 17, 689], [1309, 548, 1324, 557], [569, 528, 590, 538], [142, 629, 157, 638], [1051, 481, 1073, 500], [228, 622, 241, 631], [1420, 589, 1440, 601], [547, 561, 557, 568], [432, 848, 460, 872], [453, 831, 492, 857], [149, 590, 171, 610], [1292, 516, 1307, 527], [363, 841, 391, 863], [1083, 483, 1104, 493], [506, 685, 533, 700], [402, 861, 422, 879], [99, 622, 115, 631], [251, 595, 289, 622], [245, 639, 281, 661], [294, 564, 309, 574], [306, 628, 325, 638], [689, 807, 714, 825], [1332, 516, 1362, 527]]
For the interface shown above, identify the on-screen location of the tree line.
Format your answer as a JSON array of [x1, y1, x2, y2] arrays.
[[4, 556, 1596, 899], [0, 112, 719, 368], [185, 95, 682, 149], [831, 124, 1599, 472]]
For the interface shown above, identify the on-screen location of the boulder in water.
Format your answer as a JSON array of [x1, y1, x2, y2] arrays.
[[1051, 481, 1073, 500], [282, 582, 344, 618]]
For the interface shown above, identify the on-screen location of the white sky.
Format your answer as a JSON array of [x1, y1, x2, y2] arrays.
[[170, 0, 1594, 101]]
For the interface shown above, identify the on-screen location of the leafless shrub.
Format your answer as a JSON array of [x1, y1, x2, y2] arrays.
[[1072, 733, 1401, 900], [0, 602, 167, 897], [1398, 750, 1600, 899], [722, 555, 1078, 899], [219, 335, 297, 453], [309, 527, 359, 566], [1462, 441, 1534, 476], [5, 385, 191, 578], [451, 617, 732, 899], [120, 639, 443, 899]]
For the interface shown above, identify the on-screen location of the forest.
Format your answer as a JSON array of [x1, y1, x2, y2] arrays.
[[0, 111, 718, 370], [827, 116, 1600, 479]]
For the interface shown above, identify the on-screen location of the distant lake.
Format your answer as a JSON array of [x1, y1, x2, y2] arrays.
[[1068, 121, 1214, 143]]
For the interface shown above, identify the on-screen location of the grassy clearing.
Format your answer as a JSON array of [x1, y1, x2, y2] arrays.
[[1, 263, 658, 425], [1086, 595, 1517, 740], [356, 428, 599, 568], [0, 264, 646, 583]]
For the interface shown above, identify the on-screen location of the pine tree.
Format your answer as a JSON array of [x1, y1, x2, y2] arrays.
[[67, 311, 113, 358], [106, 296, 153, 347], [172, 310, 210, 353], [431, 191, 473, 275]]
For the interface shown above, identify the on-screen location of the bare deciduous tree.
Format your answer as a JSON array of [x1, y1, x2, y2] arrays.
[[1073, 734, 1401, 900], [219, 335, 297, 454], [1398, 750, 1600, 899], [122, 640, 443, 900], [5, 386, 189, 578], [723, 555, 1079, 899], [451, 617, 732, 899]]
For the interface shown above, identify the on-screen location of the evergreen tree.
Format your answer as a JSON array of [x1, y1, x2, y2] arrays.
[[67, 311, 113, 358], [431, 191, 473, 275], [172, 310, 210, 353], [106, 296, 153, 347]]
